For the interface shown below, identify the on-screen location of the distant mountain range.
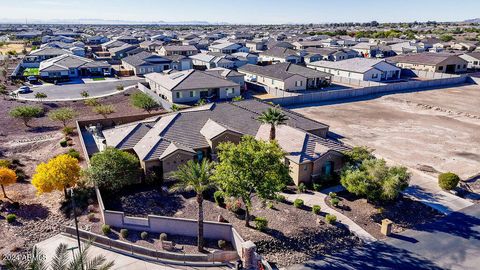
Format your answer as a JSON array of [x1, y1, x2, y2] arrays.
[[464, 18, 480, 23], [0, 18, 229, 25]]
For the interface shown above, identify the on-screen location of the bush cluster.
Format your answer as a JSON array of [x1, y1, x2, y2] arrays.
[[312, 205, 321, 215], [298, 182, 307, 193], [214, 191, 224, 206], [254, 217, 268, 231], [325, 214, 337, 224], [140, 231, 148, 240], [6, 213, 17, 223], [120, 229, 128, 238], [160, 233, 168, 241], [294, 198, 304, 208], [438, 172, 460, 190], [101, 224, 111, 235]]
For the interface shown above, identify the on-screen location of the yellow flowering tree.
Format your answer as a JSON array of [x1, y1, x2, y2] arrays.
[[0, 167, 17, 198], [32, 154, 80, 198]]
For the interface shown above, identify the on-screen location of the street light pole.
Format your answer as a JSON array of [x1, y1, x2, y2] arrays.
[[70, 188, 84, 270]]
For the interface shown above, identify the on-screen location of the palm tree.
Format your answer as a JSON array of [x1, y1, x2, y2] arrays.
[[258, 106, 288, 141], [6, 243, 114, 270], [171, 159, 215, 252]]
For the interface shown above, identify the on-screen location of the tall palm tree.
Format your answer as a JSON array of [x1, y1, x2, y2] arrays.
[[258, 106, 288, 141], [171, 159, 215, 252], [6, 243, 114, 270]]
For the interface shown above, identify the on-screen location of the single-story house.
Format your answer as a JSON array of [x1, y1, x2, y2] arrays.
[[388, 53, 468, 73], [23, 47, 73, 68], [259, 47, 302, 64], [139, 40, 165, 52], [144, 69, 240, 103], [307, 58, 401, 82], [459, 52, 480, 69], [157, 45, 198, 56], [108, 44, 140, 60], [246, 40, 267, 52], [39, 54, 111, 80], [163, 55, 193, 71], [205, 67, 245, 89], [190, 53, 235, 69], [209, 42, 249, 54], [292, 40, 325, 50], [100, 99, 346, 185], [390, 41, 426, 55], [238, 62, 331, 91], [121, 51, 172, 75]]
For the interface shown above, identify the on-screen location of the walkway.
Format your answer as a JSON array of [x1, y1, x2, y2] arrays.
[[402, 168, 473, 214], [36, 234, 231, 270], [281, 186, 377, 243]]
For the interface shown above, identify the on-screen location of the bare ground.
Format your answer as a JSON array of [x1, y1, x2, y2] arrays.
[[290, 84, 480, 194], [95, 185, 361, 267], [0, 88, 157, 261]]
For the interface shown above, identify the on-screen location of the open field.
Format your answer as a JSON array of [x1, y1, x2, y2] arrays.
[[0, 43, 29, 55], [290, 84, 480, 183]]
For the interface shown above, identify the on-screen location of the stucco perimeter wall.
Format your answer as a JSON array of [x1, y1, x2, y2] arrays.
[[263, 74, 469, 106]]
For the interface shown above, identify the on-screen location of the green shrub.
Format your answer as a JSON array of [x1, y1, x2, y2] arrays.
[[275, 194, 286, 202], [80, 91, 89, 98], [116, 84, 124, 91], [438, 172, 460, 190], [101, 224, 111, 235], [313, 183, 322, 192], [312, 205, 321, 214], [266, 201, 274, 209], [60, 140, 67, 147], [214, 191, 225, 206], [225, 198, 241, 213], [87, 213, 95, 221], [298, 182, 307, 193], [84, 98, 99, 106], [254, 217, 268, 231], [159, 233, 168, 241], [140, 231, 148, 240], [62, 126, 74, 136], [328, 192, 337, 199], [330, 198, 340, 207], [294, 199, 304, 208], [120, 229, 128, 238], [218, 239, 226, 249], [325, 214, 337, 224], [66, 148, 81, 160], [6, 214, 16, 223], [0, 159, 12, 168]]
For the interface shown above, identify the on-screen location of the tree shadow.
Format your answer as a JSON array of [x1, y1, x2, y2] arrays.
[[14, 203, 50, 221], [27, 126, 60, 133], [102, 184, 185, 217]]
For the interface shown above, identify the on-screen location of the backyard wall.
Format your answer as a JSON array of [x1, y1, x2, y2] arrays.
[[259, 74, 469, 106], [63, 226, 239, 263]]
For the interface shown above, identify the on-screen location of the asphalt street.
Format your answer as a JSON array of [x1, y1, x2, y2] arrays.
[[16, 78, 144, 101], [288, 204, 480, 270]]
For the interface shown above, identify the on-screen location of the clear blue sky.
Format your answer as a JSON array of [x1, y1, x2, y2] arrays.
[[1, 0, 479, 24]]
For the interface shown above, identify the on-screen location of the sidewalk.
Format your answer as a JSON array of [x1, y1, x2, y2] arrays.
[[402, 168, 473, 214], [281, 186, 377, 243]]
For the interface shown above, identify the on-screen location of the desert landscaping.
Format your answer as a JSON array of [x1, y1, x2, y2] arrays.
[[291, 84, 480, 194]]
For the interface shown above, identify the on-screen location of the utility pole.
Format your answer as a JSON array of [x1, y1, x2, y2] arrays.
[[70, 188, 84, 270]]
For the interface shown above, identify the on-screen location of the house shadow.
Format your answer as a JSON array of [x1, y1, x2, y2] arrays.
[[412, 210, 480, 241], [289, 241, 443, 270]]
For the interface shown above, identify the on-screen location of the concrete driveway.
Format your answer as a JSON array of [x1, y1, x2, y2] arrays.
[[288, 204, 480, 270], [15, 78, 144, 101]]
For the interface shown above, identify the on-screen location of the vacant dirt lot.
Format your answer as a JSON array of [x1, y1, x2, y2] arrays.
[[290, 84, 480, 182]]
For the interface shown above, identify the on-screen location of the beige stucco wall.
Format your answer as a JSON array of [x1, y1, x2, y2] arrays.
[[210, 131, 242, 151], [312, 151, 344, 176], [161, 151, 196, 174], [289, 161, 313, 186]]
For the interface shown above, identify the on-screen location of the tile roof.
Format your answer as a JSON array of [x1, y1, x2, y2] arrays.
[[239, 62, 330, 80], [388, 53, 467, 66], [103, 99, 339, 164], [145, 69, 239, 91]]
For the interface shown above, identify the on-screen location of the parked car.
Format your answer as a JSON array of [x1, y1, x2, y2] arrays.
[[16, 86, 32, 94], [27, 76, 39, 83], [103, 70, 111, 76]]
